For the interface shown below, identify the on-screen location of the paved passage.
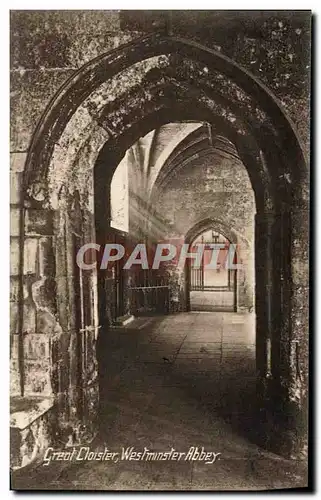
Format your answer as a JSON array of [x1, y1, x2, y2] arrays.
[[12, 313, 307, 490], [190, 290, 234, 311]]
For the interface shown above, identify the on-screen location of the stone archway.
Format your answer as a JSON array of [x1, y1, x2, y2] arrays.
[[184, 218, 245, 314], [17, 33, 308, 457]]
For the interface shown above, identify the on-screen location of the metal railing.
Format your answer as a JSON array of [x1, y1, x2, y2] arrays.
[[129, 285, 170, 315]]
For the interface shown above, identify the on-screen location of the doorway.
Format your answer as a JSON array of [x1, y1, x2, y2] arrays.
[[189, 229, 237, 312], [20, 32, 309, 460]]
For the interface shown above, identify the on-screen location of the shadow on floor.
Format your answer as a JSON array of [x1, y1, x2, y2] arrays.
[[11, 313, 308, 491]]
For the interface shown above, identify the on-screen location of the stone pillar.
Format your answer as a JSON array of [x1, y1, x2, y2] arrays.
[[54, 193, 100, 443], [255, 210, 285, 452], [277, 207, 309, 458], [255, 207, 309, 458], [237, 240, 255, 312], [255, 212, 279, 388]]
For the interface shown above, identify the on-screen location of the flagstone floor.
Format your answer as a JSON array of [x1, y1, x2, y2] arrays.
[[12, 312, 308, 491], [190, 290, 235, 311]]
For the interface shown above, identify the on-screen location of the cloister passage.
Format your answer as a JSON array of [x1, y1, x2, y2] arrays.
[[12, 32, 308, 488], [93, 121, 260, 489]]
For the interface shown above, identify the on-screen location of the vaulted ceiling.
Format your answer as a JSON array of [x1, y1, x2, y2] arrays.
[[114, 121, 240, 198], [110, 121, 242, 234]]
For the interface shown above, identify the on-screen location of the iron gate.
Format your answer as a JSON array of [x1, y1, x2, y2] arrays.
[[189, 230, 237, 311], [129, 270, 170, 315]]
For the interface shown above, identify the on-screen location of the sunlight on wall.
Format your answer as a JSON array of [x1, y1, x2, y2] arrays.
[[110, 153, 129, 232]]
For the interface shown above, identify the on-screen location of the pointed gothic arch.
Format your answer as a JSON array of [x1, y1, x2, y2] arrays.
[[17, 33, 308, 457]]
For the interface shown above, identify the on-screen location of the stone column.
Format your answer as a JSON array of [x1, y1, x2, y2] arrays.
[[277, 207, 309, 458], [255, 212, 279, 390], [255, 210, 286, 452], [255, 206, 309, 458], [53, 192, 100, 443]]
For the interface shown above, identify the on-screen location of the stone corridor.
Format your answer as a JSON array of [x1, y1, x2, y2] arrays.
[[12, 312, 307, 490]]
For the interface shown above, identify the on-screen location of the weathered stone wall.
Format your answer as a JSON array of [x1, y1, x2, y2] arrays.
[[10, 10, 310, 461], [10, 11, 125, 399], [10, 153, 24, 396], [10, 150, 57, 397], [120, 10, 310, 155], [10, 11, 310, 160], [10, 11, 137, 152]]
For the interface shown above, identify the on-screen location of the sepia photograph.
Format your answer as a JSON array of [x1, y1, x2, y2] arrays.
[[9, 9, 311, 491]]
